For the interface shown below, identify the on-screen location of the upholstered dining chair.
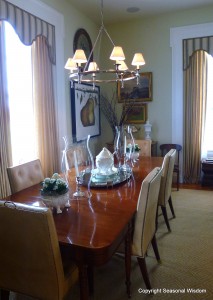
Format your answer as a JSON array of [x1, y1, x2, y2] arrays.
[[7, 159, 44, 194], [134, 139, 152, 157], [0, 200, 78, 300], [159, 144, 182, 191], [130, 167, 163, 290], [157, 149, 176, 232], [117, 167, 163, 291]]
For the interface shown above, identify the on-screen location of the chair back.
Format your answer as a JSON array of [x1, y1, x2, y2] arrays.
[[134, 139, 152, 157], [0, 201, 65, 300], [158, 149, 176, 206], [132, 167, 163, 257], [7, 159, 44, 194]]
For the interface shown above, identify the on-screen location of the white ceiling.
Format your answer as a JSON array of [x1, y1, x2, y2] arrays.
[[70, 0, 213, 25]]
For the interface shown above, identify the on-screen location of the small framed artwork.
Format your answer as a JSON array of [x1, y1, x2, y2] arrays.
[[71, 82, 101, 142], [124, 104, 147, 124], [118, 72, 152, 102], [73, 28, 93, 64]]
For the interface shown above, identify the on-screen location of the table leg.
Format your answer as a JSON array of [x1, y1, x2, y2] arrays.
[[78, 263, 90, 300], [88, 266, 94, 296], [125, 223, 132, 298]]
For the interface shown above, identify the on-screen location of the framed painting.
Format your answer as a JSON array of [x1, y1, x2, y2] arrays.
[[124, 104, 147, 124], [71, 82, 101, 142], [118, 72, 152, 102]]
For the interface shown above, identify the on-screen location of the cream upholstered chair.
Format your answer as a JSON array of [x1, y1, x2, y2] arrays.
[[134, 139, 151, 157], [131, 167, 163, 290], [157, 149, 176, 232], [160, 144, 182, 191], [7, 159, 44, 194], [119, 167, 162, 291], [0, 201, 78, 300]]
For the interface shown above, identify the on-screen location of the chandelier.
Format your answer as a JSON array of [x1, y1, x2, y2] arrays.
[[65, 0, 145, 87]]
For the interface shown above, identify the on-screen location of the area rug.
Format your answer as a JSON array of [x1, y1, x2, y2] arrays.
[[12, 189, 213, 300]]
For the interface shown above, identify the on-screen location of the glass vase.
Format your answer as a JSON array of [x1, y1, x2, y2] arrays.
[[114, 125, 135, 172], [62, 135, 94, 199]]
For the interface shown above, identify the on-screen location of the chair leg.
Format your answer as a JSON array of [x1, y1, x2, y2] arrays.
[[161, 206, 171, 232], [137, 257, 152, 290], [0, 290, 10, 300], [151, 234, 161, 263], [155, 206, 159, 232], [177, 170, 179, 191], [168, 196, 176, 218]]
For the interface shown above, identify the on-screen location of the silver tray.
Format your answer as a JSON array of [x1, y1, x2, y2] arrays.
[[81, 169, 132, 188]]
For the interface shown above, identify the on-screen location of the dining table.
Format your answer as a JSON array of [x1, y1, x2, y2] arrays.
[[4, 156, 163, 300]]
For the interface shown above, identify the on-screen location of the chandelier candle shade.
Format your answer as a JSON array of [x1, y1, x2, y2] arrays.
[[65, 0, 145, 87]]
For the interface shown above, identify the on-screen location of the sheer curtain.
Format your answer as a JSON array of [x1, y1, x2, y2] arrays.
[[0, 22, 12, 197], [183, 50, 208, 183], [32, 36, 60, 177]]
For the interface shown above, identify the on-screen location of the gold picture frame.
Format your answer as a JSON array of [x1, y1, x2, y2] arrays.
[[124, 104, 147, 124], [118, 72, 152, 103]]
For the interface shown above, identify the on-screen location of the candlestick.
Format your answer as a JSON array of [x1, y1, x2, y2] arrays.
[[124, 136, 127, 155], [73, 150, 79, 177]]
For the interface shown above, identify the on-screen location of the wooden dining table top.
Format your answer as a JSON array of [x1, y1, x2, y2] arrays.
[[5, 156, 163, 299], [6, 157, 163, 259]]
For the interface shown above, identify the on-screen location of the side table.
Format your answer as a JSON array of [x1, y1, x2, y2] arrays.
[[201, 159, 213, 186]]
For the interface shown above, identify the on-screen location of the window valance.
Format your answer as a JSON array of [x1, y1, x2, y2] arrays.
[[183, 36, 213, 70], [0, 0, 56, 64]]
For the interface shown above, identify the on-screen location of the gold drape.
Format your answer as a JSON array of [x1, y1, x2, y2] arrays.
[[32, 36, 60, 177], [183, 50, 208, 183]]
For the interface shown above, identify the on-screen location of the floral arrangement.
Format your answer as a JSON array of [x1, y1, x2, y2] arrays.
[[41, 173, 69, 196], [126, 143, 141, 153]]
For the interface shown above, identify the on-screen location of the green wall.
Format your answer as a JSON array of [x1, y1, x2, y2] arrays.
[[105, 5, 213, 150], [39, 0, 213, 154]]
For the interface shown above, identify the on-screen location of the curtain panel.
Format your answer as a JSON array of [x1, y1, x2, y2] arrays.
[[32, 36, 60, 177], [183, 50, 208, 183], [0, 0, 56, 64]]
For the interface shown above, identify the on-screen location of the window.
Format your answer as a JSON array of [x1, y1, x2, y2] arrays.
[[202, 54, 213, 158], [4, 21, 37, 165]]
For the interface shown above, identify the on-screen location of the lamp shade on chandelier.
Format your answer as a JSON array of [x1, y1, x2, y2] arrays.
[[65, 1, 145, 86]]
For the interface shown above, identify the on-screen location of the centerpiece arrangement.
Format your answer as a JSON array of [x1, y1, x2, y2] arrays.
[[100, 92, 135, 137], [126, 143, 141, 160], [41, 173, 70, 214]]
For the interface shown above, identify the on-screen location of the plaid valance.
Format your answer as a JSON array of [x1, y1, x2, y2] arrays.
[[0, 0, 56, 64]]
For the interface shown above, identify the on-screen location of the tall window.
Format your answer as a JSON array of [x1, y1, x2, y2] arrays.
[[4, 21, 37, 165], [202, 54, 213, 158]]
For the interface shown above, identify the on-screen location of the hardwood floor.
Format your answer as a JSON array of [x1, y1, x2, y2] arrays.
[[174, 183, 213, 191]]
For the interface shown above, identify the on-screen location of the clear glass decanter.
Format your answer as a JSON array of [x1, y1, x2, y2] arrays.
[[114, 125, 135, 172]]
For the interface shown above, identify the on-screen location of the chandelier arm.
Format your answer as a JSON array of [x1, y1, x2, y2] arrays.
[[67, 0, 145, 86], [103, 27, 115, 47], [83, 25, 104, 71]]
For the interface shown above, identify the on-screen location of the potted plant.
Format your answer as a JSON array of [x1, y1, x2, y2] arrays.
[[41, 173, 70, 214]]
